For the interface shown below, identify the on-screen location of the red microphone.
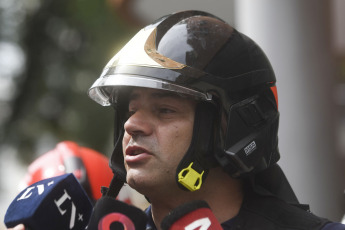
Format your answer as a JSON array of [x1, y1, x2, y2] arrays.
[[87, 196, 147, 230], [161, 200, 222, 230]]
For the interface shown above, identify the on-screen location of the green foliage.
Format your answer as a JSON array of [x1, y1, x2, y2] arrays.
[[2, 0, 136, 162]]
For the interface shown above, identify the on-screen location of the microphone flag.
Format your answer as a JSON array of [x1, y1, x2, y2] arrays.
[[4, 173, 93, 230]]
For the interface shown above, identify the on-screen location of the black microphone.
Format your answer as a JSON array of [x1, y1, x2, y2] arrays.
[[161, 200, 222, 230], [87, 196, 147, 230], [4, 173, 93, 230]]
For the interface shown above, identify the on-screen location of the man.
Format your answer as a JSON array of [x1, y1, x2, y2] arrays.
[[86, 10, 345, 229], [8, 10, 345, 230]]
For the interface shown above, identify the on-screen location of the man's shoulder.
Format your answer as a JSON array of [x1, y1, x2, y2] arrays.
[[322, 222, 345, 230], [235, 194, 330, 229]]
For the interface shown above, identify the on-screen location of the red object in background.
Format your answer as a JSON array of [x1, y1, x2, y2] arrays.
[[21, 141, 113, 201]]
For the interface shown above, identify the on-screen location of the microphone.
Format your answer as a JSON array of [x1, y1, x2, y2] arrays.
[[4, 173, 93, 230], [87, 196, 147, 230], [161, 200, 222, 230]]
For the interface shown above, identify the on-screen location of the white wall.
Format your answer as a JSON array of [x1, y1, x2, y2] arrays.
[[235, 0, 344, 221]]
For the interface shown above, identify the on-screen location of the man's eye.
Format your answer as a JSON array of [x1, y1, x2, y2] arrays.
[[159, 108, 175, 114]]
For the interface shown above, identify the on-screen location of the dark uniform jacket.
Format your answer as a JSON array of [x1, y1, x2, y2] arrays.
[[146, 192, 345, 230]]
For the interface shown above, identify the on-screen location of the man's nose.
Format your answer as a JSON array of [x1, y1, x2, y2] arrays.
[[124, 110, 153, 136]]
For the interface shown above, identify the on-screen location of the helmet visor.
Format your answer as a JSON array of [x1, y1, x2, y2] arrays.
[[88, 25, 213, 106], [88, 75, 211, 106]]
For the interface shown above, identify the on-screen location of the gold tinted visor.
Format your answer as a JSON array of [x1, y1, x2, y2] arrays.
[[88, 26, 212, 106], [88, 75, 211, 106]]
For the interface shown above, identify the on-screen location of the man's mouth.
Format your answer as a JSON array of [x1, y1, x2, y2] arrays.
[[126, 146, 149, 156], [125, 146, 152, 164], [129, 149, 144, 156]]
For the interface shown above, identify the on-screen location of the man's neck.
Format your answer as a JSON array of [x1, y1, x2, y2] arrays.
[[148, 168, 243, 230]]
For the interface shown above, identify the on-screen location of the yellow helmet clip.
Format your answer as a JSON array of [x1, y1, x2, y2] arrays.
[[178, 162, 204, 192]]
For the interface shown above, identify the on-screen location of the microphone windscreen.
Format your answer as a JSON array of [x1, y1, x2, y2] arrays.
[[161, 200, 222, 230], [4, 173, 93, 230], [87, 196, 147, 230]]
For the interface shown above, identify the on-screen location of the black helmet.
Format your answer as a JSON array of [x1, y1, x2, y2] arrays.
[[88, 10, 280, 192]]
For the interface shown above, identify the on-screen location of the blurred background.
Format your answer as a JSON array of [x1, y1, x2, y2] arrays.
[[1, 0, 345, 228]]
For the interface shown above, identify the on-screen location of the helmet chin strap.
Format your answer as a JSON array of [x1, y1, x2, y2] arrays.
[[98, 130, 126, 199], [109, 129, 126, 182], [176, 101, 219, 192], [109, 99, 128, 184]]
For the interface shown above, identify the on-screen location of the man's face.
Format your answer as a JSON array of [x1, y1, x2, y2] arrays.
[[122, 87, 196, 194]]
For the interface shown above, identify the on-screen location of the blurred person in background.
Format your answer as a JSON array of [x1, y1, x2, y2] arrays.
[[6, 141, 134, 230], [20, 140, 132, 204]]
